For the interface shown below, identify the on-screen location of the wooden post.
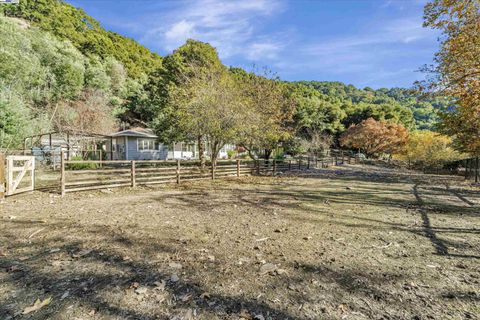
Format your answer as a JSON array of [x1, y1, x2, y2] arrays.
[[335, 155, 338, 166], [0, 153, 5, 200], [211, 160, 215, 180], [110, 137, 114, 160], [60, 151, 65, 196], [52, 150, 56, 170], [236, 159, 240, 177], [66, 133, 70, 160], [465, 159, 468, 180], [476, 157, 479, 183], [31, 157, 35, 192], [256, 160, 260, 175], [131, 161, 136, 187], [176, 159, 181, 184], [23, 138, 28, 155], [289, 160, 292, 170], [272, 159, 276, 176], [298, 158, 301, 170], [315, 157, 318, 169], [307, 157, 310, 169], [7, 157, 13, 195]]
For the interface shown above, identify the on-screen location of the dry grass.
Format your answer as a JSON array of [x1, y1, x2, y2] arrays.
[[1, 165, 479, 319]]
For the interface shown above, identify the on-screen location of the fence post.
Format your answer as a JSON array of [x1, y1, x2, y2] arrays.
[[272, 159, 276, 176], [131, 161, 136, 187], [176, 159, 181, 184], [335, 155, 338, 166], [236, 159, 240, 177], [307, 157, 310, 169], [315, 157, 318, 169], [211, 161, 215, 180], [0, 153, 5, 201], [256, 160, 260, 175], [298, 158, 301, 170], [464, 159, 468, 180], [476, 157, 479, 183], [61, 151, 65, 196], [289, 160, 292, 170]]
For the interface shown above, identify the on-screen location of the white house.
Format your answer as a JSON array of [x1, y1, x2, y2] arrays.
[[108, 128, 236, 160]]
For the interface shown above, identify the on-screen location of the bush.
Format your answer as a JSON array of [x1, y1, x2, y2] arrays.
[[394, 131, 462, 168], [227, 149, 237, 159], [68, 155, 98, 170]]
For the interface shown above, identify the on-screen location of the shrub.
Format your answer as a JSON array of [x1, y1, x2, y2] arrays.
[[68, 155, 98, 170], [227, 149, 237, 159]]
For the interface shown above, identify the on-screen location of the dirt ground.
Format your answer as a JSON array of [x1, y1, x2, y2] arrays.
[[1, 165, 479, 320]]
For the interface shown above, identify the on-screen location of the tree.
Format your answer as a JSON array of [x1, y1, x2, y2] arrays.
[[1, 0, 162, 79], [395, 130, 461, 168], [152, 40, 246, 167], [421, 0, 480, 154], [340, 118, 408, 157], [232, 68, 295, 160], [291, 84, 345, 139]]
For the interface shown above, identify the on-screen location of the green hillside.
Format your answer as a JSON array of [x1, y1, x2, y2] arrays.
[[1, 0, 162, 79]]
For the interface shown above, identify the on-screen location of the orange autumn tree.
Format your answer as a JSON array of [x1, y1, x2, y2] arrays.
[[340, 118, 408, 157]]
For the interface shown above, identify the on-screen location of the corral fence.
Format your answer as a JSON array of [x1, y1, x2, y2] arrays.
[[445, 156, 480, 183], [60, 152, 358, 196], [1, 150, 358, 198]]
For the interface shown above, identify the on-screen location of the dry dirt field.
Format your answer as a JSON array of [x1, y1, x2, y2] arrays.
[[1, 165, 479, 320]]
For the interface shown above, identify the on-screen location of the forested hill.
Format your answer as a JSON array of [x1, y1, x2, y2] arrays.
[[295, 81, 454, 131], [0, 0, 450, 152], [0, 0, 162, 78]]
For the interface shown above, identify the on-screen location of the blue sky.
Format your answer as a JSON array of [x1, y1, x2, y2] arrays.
[[67, 0, 439, 89]]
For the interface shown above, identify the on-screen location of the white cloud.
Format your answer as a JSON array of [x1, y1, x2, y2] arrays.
[[142, 0, 285, 59], [247, 41, 284, 60], [164, 20, 195, 45]]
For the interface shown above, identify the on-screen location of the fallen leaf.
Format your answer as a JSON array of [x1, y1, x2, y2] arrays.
[[239, 309, 252, 319], [23, 297, 52, 314]]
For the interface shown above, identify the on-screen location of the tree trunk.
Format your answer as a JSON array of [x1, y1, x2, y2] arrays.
[[198, 136, 205, 170], [264, 149, 272, 160]]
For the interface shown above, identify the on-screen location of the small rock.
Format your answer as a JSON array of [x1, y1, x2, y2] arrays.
[[134, 286, 148, 295], [170, 274, 179, 282], [259, 263, 278, 275], [275, 268, 288, 275], [168, 262, 183, 269], [154, 280, 166, 291]]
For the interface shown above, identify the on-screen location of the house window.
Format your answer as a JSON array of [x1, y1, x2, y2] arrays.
[[138, 139, 159, 151], [182, 144, 194, 152]]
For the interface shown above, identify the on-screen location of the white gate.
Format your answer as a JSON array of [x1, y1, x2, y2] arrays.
[[6, 156, 35, 196]]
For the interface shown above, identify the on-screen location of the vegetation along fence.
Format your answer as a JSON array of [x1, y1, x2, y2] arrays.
[[447, 156, 480, 183], [59, 152, 357, 195]]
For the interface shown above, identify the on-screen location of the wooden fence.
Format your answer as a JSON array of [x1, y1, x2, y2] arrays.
[[60, 153, 357, 195]]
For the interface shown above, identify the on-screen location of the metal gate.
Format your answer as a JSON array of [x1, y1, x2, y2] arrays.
[[5, 155, 35, 196]]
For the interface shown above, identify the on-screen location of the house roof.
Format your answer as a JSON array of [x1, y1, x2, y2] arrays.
[[110, 127, 158, 138]]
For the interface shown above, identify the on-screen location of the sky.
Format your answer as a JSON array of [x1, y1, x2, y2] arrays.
[[67, 0, 439, 89]]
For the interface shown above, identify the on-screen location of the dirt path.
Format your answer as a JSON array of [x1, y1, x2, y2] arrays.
[[1, 165, 479, 319]]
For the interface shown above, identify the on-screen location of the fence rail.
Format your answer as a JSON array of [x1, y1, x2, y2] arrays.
[[59, 153, 357, 195]]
